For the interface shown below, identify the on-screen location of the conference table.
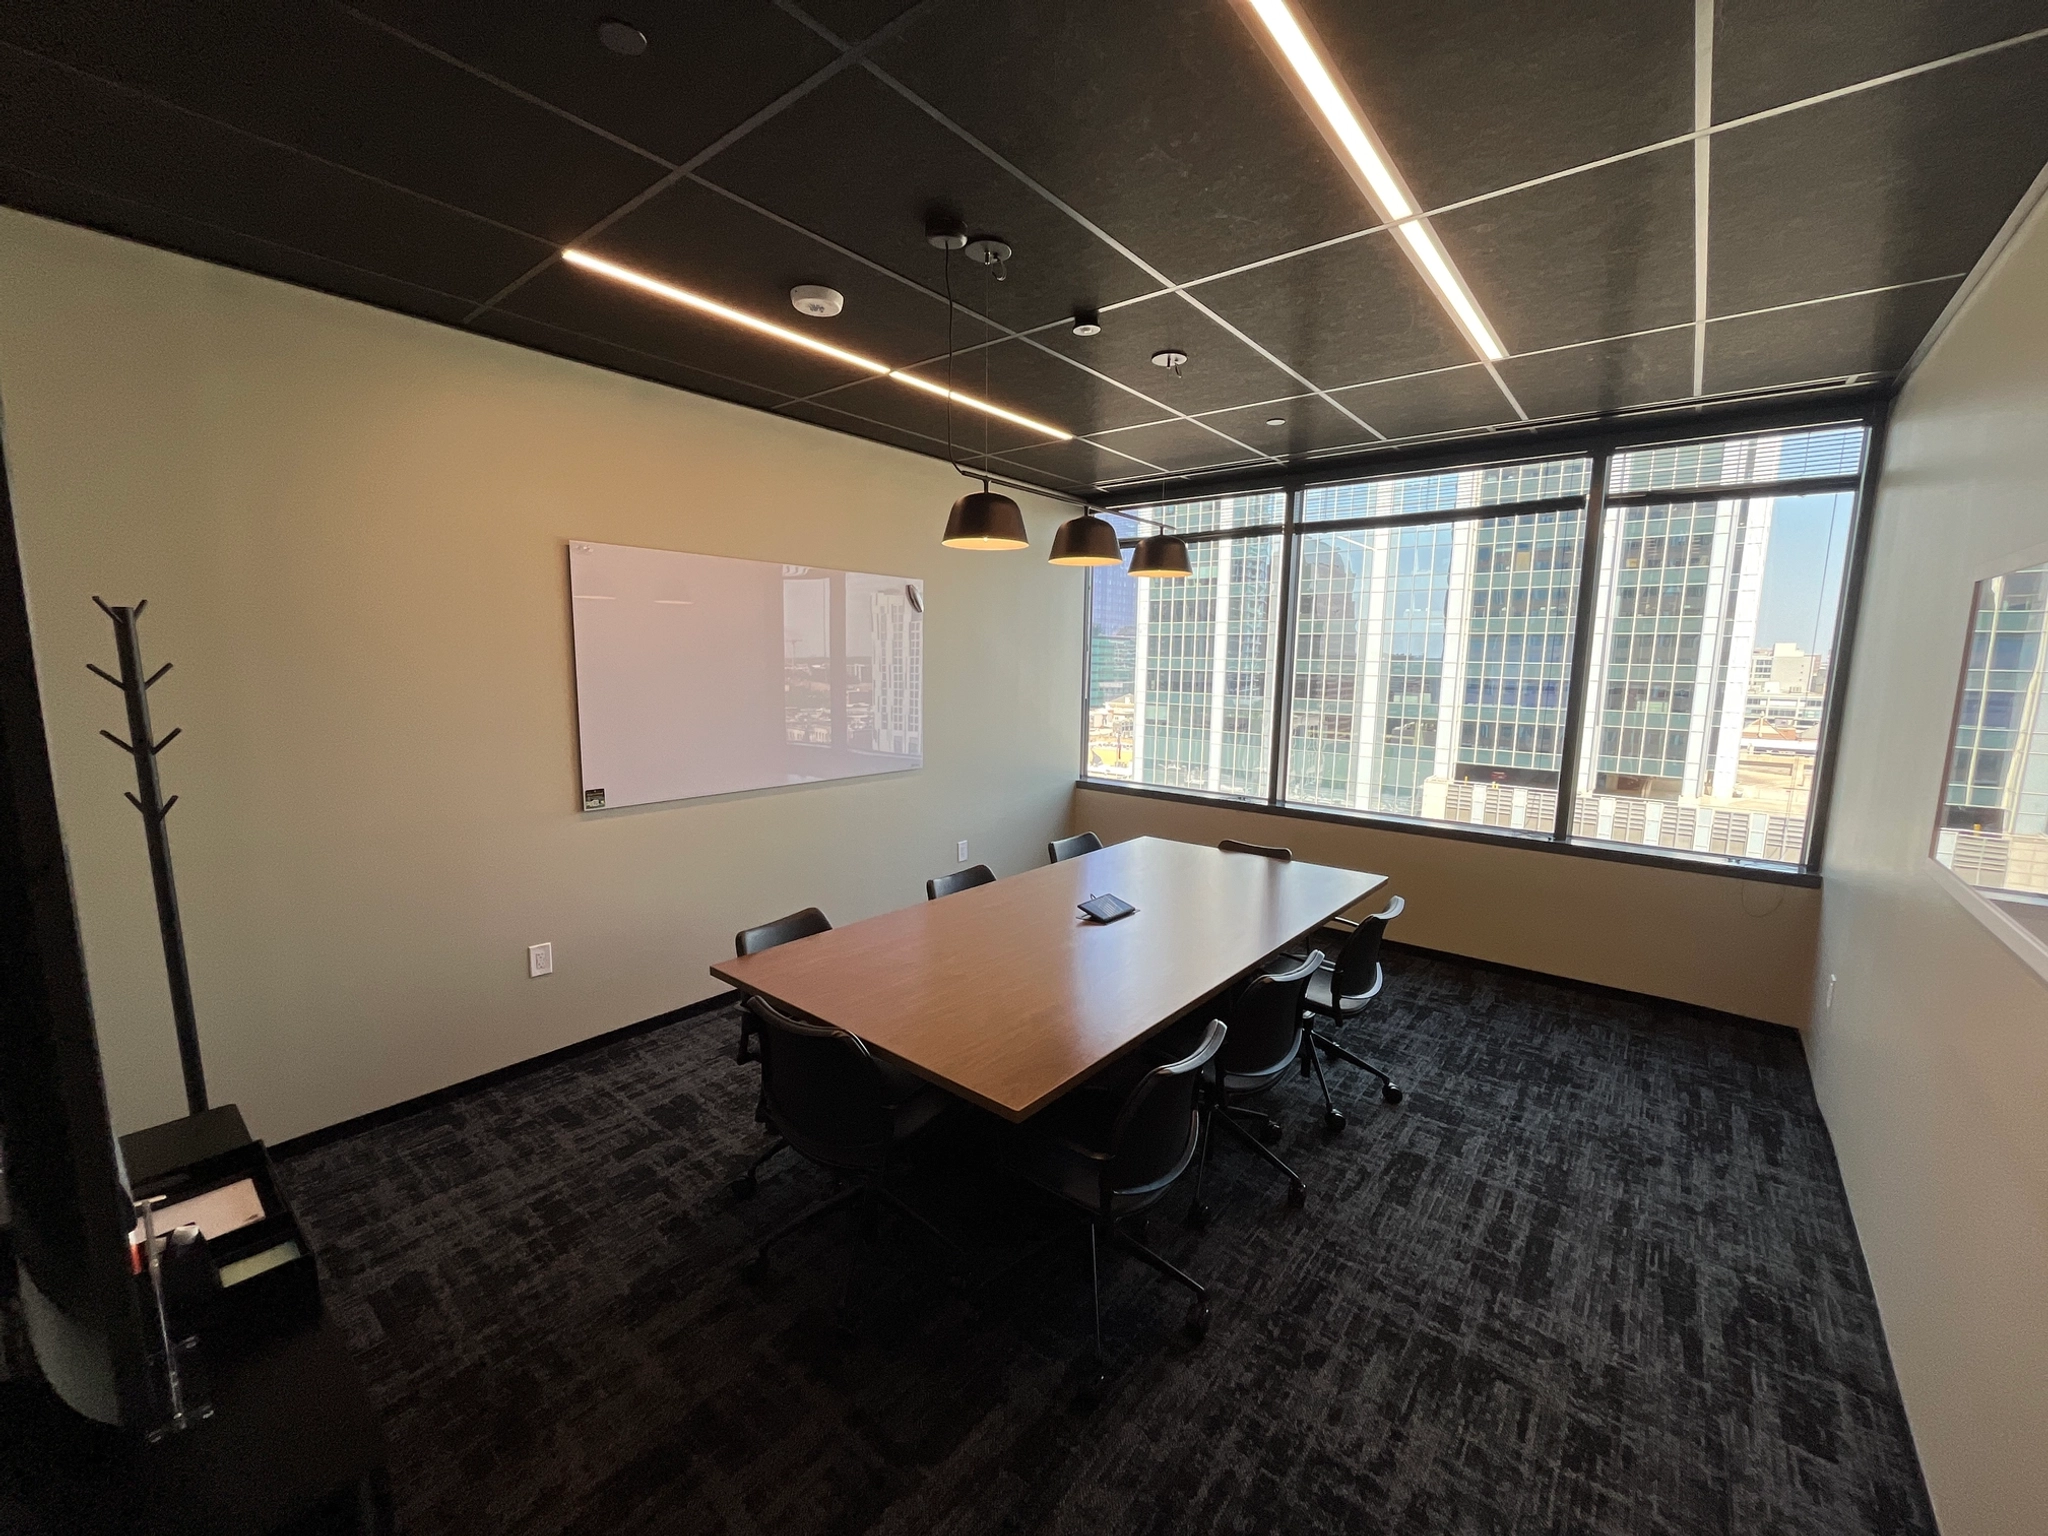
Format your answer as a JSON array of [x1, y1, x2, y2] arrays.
[[711, 836, 1387, 1121]]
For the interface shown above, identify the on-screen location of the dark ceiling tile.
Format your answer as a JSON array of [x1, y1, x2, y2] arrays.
[[1436, 144, 1695, 357], [696, 65, 1156, 330], [1313, 0, 1694, 210], [1088, 418, 1272, 475], [927, 336, 1185, 436], [0, 162, 482, 328], [563, 177, 993, 371], [344, 0, 840, 170], [1703, 280, 1959, 395], [998, 436, 1167, 490], [0, 46, 550, 302], [1494, 330, 1694, 420], [775, 396, 966, 462], [1713, 0, 2048, 121], [1035, 293, 1310, 417], [794, 1, 929, 45], [787, 373, 1048, 457], [1196, 397, 1376, 462], [502, 260, 871, 399], [0, 4, 660, 245], [1330, 365, 1521, 439], [874, 0, 1368, 279], [469, 308, 795, 412], [1709, 41, 2048, 315], [1194, 231, 1471, 390]]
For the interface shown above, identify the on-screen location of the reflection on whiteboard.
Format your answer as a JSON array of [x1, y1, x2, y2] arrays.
[[570, 541, 922, 810]]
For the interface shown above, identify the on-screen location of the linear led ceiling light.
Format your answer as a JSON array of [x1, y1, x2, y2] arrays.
[[560, 249, 1072, 440], [1233, 0, 1508, 363]]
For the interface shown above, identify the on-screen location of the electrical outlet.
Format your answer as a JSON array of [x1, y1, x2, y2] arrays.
[[529, 942, 554, 978], [957, 840, 969, 862], [1825, 973, 1836, 1010]]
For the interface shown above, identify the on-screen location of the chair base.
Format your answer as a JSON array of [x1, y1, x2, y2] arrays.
[[1079, 1217, 1210, 1403], [742, 1170, 959, 1328], [730, 1137, 789, 1198], [1303, 1026, 1404, 1127]]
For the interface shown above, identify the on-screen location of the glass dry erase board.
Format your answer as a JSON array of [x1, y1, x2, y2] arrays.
[[570, 541, 923, 810]]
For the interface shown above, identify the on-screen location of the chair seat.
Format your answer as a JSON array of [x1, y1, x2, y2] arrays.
[[1303, 964, 1378, 1019], [1008, 1090, 1191, 1217]]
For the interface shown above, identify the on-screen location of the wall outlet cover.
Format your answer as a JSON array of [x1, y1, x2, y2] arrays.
[[957, 840, 969, 861], [529, 942, 554, 977]]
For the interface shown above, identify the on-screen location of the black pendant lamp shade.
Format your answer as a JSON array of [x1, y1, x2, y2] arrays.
[[942, 484, 1029, 550], [1047, 511, 1123, 566], [1129, 532, 1194, 578]]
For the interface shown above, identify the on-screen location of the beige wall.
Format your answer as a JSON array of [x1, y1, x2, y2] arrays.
[[1810, 193, 2048, 1536], [0, 209, 1082, 1142], [1071, 787, 1821, 1026]]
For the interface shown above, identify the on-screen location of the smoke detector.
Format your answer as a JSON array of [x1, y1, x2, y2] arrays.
[[596, 18, 647, 55], [790, 285, 844, 318]]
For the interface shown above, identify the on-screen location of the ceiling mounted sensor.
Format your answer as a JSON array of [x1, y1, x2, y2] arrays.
[[1152, 349, 1188, 379], [1071, 310, 1102, 337], [925, 216, 967, 251], [1048, 511, 1122, 567], [596, 18, 647, 55], [790, 284, 843, 318], [1129, 533, 1193, 579], [943, 483, 1029, 550]]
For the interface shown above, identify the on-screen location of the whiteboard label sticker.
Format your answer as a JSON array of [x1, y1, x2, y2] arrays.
[[584, 788, 606, 810]]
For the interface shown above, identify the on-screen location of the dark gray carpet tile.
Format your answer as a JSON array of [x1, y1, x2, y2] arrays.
[[272, 954, 1934, 1536]]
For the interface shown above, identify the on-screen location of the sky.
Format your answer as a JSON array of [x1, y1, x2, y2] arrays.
[[1753, 491, 1852, 653]]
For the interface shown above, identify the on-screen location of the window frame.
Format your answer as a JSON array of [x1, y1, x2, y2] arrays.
[[1078, 397, 1890, 884]]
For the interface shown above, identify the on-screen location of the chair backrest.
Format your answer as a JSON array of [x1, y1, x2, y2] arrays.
[[747, 996, 892, 1169], [1215, 951, 1321, 1079], [735, 906, 831, 957], [1048, 831, 1103, 863], [1218, 839, 1292, 860], [1102, 1019, 1227, 1204], [1331, 895, 1405, 1004], [927, 864, 996, 901]]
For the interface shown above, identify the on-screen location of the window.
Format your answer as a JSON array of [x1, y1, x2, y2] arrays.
[[1081, 419, 1875, 875], [1086, 494, 1284, 799], [1931, 558, 2048, 964]]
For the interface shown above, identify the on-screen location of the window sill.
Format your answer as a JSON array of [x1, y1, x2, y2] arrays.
[[1072, 778, 1824, 888]]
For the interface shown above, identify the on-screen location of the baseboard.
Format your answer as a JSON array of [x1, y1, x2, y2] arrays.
[[1380, 938, 1796, 1038], [271, 991, 739, 1160]]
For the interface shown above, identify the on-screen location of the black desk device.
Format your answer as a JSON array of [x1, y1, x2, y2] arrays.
[[1079, 893, 1136, 923]]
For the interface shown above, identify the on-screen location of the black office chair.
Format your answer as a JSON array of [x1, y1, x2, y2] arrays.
[[1217, 839, 1292, 860], [740, 997, 954, 1325], [1049, 831, 1103, 863], [926, 864, 995, 900], [1008, 1018, 1226, 1400], [1184, 950, 1322, 1224], [1300, 896, 1407, 1133], [729, 907, 831, 1198]]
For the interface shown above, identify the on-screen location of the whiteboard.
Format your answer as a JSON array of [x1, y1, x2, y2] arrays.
[[569, 542, 923, 810]]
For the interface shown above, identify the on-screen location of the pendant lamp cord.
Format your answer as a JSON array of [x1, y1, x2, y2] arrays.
[[981, 260, 993, 482], [942, 248, 956, 471]]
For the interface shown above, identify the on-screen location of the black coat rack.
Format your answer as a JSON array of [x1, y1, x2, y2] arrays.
[[89, 597, 206, 1115]]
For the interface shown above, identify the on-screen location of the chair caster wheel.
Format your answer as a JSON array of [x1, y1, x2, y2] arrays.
[[741, 1254, 768, 1285], [1259, 1117, 1283, 1145], [1184, 1201, 1212, 1231], [1183, 1299, 1211, 1341], [1382, 1083, 1403, 1105], [730, 1171, 757, 1200], [1323, 1109, 1346, 1137], [1287, 1180, 1307, 1209]]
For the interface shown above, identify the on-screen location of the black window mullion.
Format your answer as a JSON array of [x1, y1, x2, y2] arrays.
[[1552, 449, 1612, 843], [1266, 484, 1303, 808]]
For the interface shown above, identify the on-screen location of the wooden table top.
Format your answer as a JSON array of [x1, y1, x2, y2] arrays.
[[711, 836, 1385, 1121]]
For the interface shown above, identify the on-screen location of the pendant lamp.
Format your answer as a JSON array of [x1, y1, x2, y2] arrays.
[[1047, 511, 1123, 566], [1129, 532, 1194, 578], [943, 482, 1030, 549]]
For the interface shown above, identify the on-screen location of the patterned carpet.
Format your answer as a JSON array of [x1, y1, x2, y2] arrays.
[[271, 951, 1936, 1536]]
